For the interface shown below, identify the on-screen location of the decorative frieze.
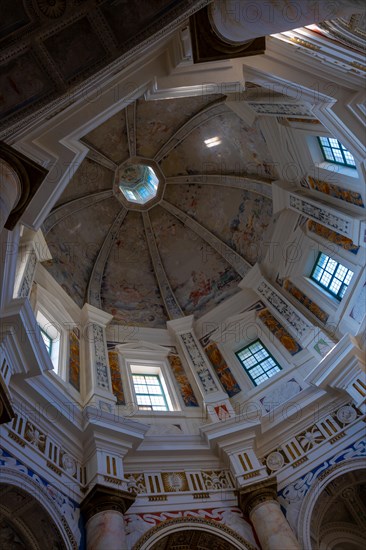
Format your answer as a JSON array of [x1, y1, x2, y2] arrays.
[[108, 350, 125, 405], [17, 251, 37, 298], [93, 324, 110, 390], [180, 332, 219, 393], [124, 468, 234, 497], [68, 328, 80, 392], [247, 103, 312, 117], [167, 353, 199, 407], [7, 412, 83, 484], [204, 342, 241, 397], [256, 280, 311, 340], [289, 194, 351, 235], [307, 220, 359, 255], [262, 403, 363, 475], [0, 345, 14, 425], [284, 279, 329, 323]]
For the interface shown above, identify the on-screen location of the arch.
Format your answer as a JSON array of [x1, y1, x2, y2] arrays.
[[319, 526, 366, 550], [0, 466, 78, 549], [297, 458, 366, 549], [133, 516, 257, 550]]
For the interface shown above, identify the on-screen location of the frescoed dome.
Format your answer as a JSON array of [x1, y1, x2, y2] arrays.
[[42, 93, 275, 327]]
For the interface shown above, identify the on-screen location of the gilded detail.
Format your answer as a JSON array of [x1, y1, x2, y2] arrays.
[[284, 279, 329, 323]]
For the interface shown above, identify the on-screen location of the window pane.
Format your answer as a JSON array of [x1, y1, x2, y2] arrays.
[[236, 339, 282, 386], [311, 252, 354, 300], [317, 136, 356, 168], [322, 148, 334, 161], [317, 253, 328, 267], [40, 328, 52, 355], [132, 373, 168, 411], [344, 271, 353, 285], [325, 258, 337, 273]]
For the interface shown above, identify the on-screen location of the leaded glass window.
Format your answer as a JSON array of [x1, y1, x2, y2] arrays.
[[236, 339, 281, 386], [310, 252, 354, 300], [132, 374, 169, 411], [317, 137, 356, 168]]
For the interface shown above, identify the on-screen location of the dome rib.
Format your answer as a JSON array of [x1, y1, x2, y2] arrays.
[[83, 143, 118, 171], [161, 199, 251, 278], [86, 207, 128, 308], [154, 98, 228, 163], [166, 174, 273, 197], [42, 190, 114, 235], [125, 102, 137, 158], [142, 211, 183, 320]]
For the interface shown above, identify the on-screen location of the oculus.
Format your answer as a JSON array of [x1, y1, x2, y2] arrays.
[[114, 158, 165, 210]]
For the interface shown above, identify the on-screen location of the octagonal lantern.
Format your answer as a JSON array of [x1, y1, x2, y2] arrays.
[[114, 157, 165, 210]]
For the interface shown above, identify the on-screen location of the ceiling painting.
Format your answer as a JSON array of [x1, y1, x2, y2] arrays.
[[82, 112, 130, 165], [44, 197, 122, 307], [149, 206, 241, 316], [43, 93, 275, 327], [164, 183, 273, 264], [101, 211, 168, 327], [55, 158, 114, 207], [136, 95, 223, 159], [159, 113, 276, 179]]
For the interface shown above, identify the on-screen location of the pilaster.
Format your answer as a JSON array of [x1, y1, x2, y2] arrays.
[[272, 181, 366, 246], [241, 264, 336, 361], [167, 315, 235, 422], [13, 228, 51, 299], [81, 303, 116, 411]]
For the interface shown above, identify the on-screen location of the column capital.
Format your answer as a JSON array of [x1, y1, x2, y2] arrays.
[[167, 314, 194, 335], [238, 478, 278, 516], [81, 484, 135, 523], [81, 303, 114, 327]]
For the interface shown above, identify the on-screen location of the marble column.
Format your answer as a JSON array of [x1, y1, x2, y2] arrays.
[[86, 510, 127, 550], [239, 480, 300, 550], [0, 158, 21, 235], [81, 485, 134, 550]]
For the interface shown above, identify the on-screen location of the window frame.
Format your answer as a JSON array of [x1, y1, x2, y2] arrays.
[[36, 308, 61, 373], [235, 338, 282, 387], [115, 345, 185, 414], [33, 278, 79, 393], [317, 136, 356, 169], [40, 326, 53, 355], [131, 372, 170, 411], [310, 251, 354, 301]]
